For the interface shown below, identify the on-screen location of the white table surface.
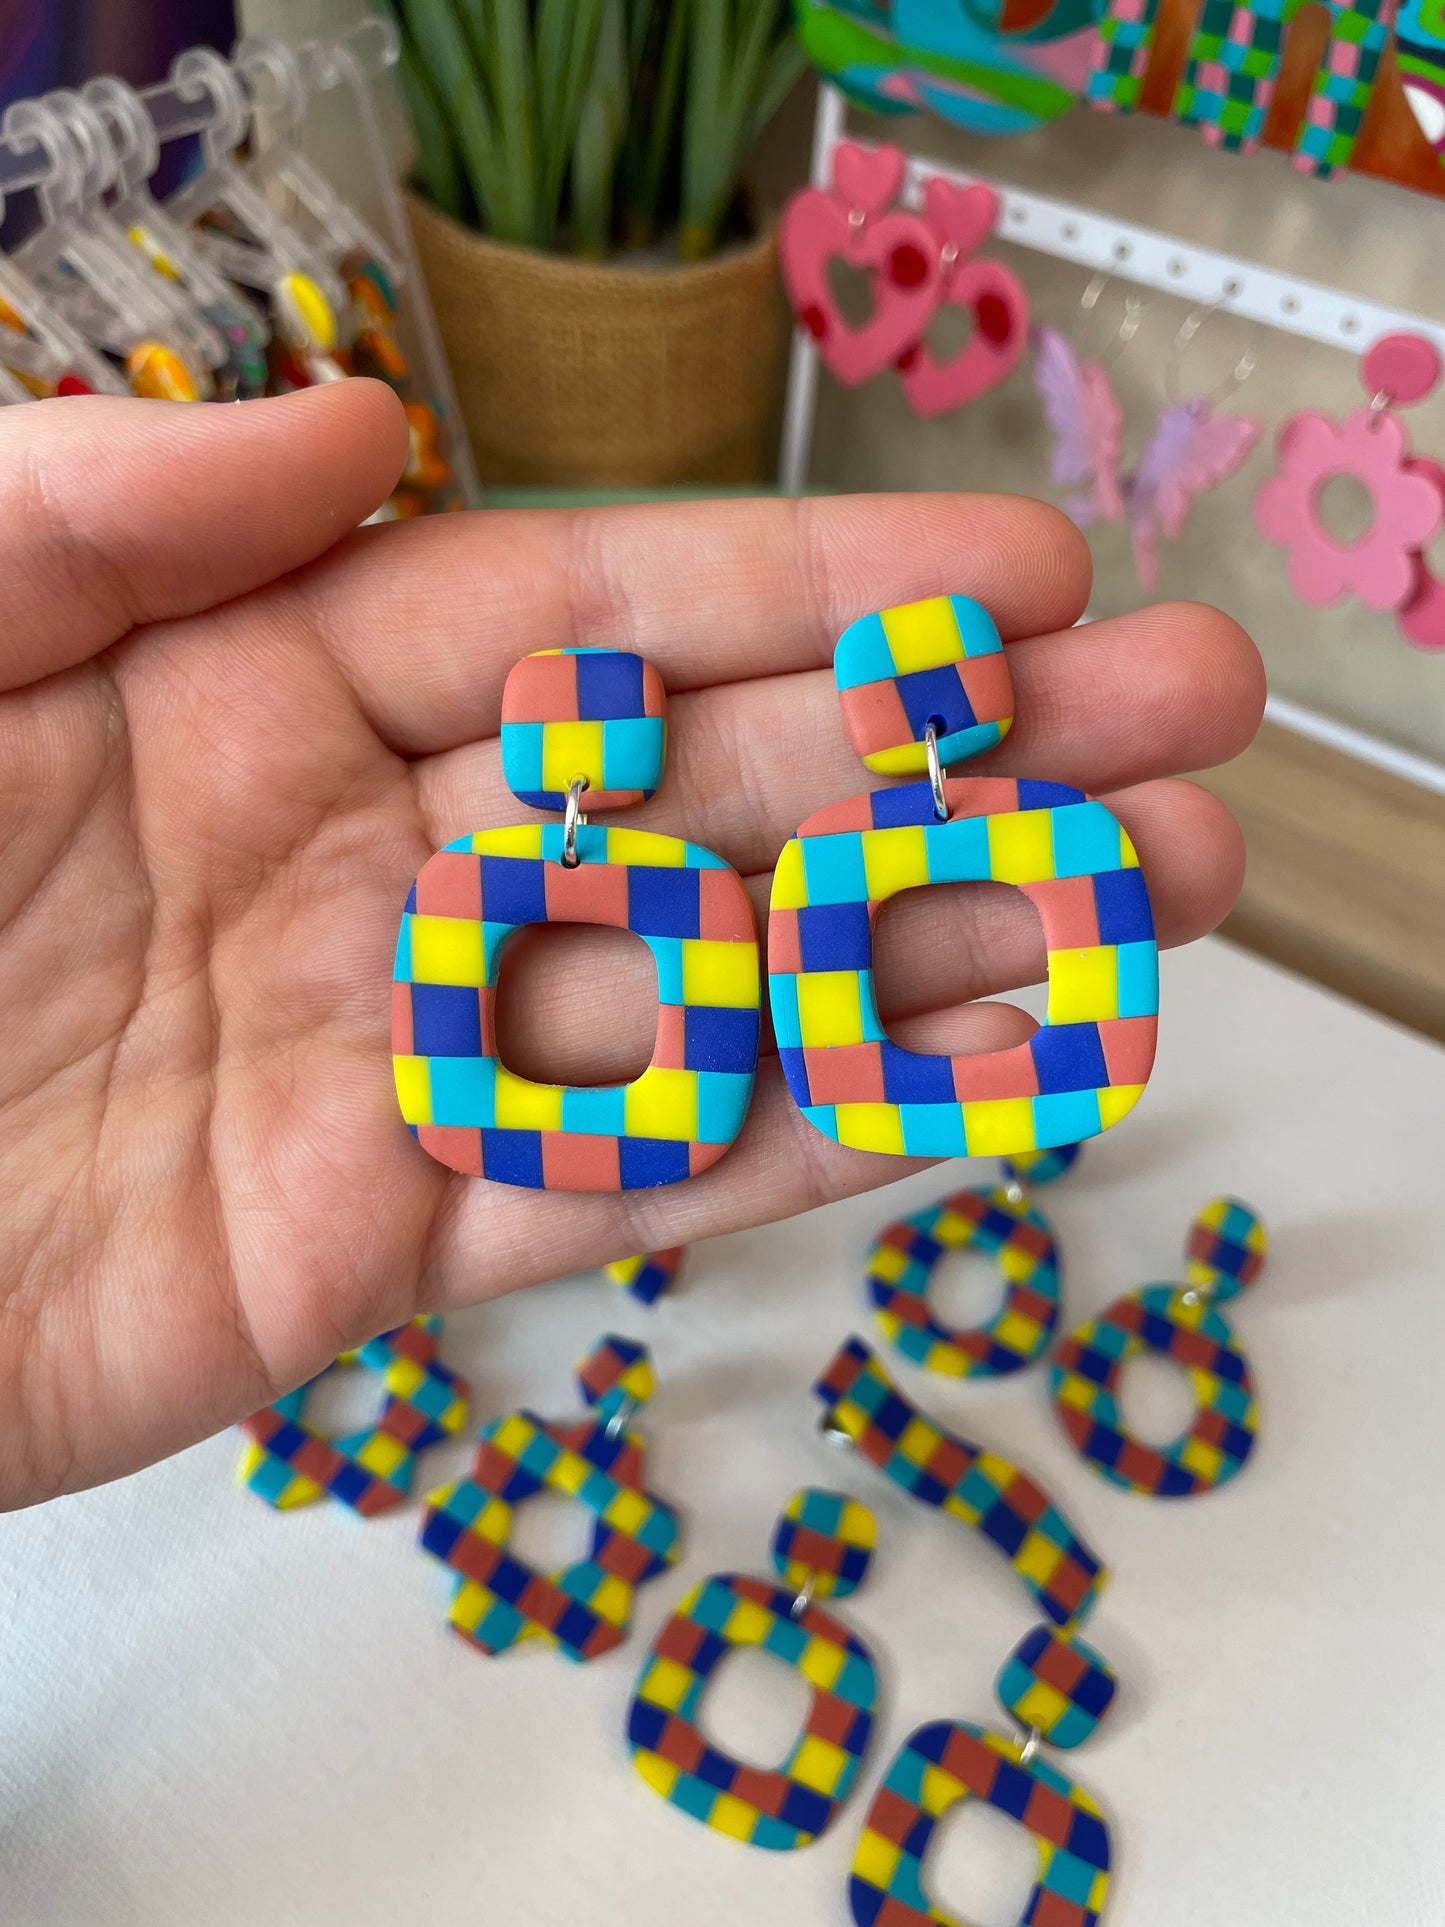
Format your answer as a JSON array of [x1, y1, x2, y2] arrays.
[[3, 935, 1442, 1927]]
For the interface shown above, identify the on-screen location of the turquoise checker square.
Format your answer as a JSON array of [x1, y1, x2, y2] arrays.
[[1117, 940, 1160, 1017], [901, 1103, 966, 1156], [501, 721, 544, 796], [683, 842, 727, 870], [833, 611, 894, 688], [482, 921, 516, 975], [858, 978, 887, 1043], [803, 1103, 837, 1137], [393, 916, 412, 978], [429, 1055, 496, 1127], [924, 815, 990, 881], [770, 973, 802, 1049], [1033, 1089, 1102, 1146], [802, 832, 869, 905], [946, 594, 1004, 657], [561, 1084, 628, 1135], [651, 937, 685, 1004], [602, 715, 666, 793], [696, 1071, 753, 1144], [1051, 800, 1123, 877]]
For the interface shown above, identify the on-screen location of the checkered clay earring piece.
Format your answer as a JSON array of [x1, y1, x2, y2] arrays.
[[393, 646, 761, 1191], [419, 1334, 679, 1661], [815, 1337, 1107, 1627], [850, 1622, 1117, 1927], [238, 1316, 469, 1515], [604, 1246, 685, 1306], [1051, 1196, 1267, 1498], [769, 595, 1158, 1163], [628, 1487, 880, 1851]]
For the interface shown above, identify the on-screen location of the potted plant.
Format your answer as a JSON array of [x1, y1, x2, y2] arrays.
[[376, 0, 805, 487]]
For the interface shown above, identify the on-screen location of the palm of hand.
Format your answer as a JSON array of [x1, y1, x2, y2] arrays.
[[0, 384, 1261, 1506]]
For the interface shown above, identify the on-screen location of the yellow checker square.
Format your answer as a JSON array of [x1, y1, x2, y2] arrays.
[[1180, 1437, 1224, 1480], [708, 1793, 759, 1841], [607, 1486, 649, 1534], [771, 835, 809, 909], [898, 1417, 940, 1465], [1016, 1530, 1067, 1587], [540, 719, 605, 796], [386, 1356, 426, 1399], [961, 1099, 1037, 1157], [548, 1447, 589, 1495], [921, 1762, 964, 1816], [1014, 1679, 1071, 1732], [1048, 944, 1121, 1024], [493, 1412, 534, 1457], [853, 1828, 902, 1891], [393, 1055, 432, 1126], [834, 1103, 906, 1154], [681, 938, 759, 1008], [986, 809, 1057, 884], [642, 1656, 694, 1710], [468, 823, 544, 858], [879, 595, 962, 671], [799, 1637, 846, 1691], [1099, 1082, 1145, 1127], [606, 826, 686, 868], [635, 1751, 680, 1798], [591, 1574, 631, 1625], [861, 825, 929, 901], [493, 1067, 565, 1132], [792, 1734, 850, 1794], [796, 969, 865, 1047], [624, 1065, 699, 1141], [996, 1308, 1044, 1354], [408, 914, 486, 986], [869, 1242, 909, 1284], [726, 1597, 773, 1645], [353, 1433, 408, 1476]]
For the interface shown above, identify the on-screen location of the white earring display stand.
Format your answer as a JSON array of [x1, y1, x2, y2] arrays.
[[779, 84, 1445, 794]]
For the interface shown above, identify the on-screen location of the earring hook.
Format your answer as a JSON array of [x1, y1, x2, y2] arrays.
[[1165, 278, 1261, 406], [1078, 267, 1146, 369]]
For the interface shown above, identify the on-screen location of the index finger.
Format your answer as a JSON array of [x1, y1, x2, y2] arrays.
[[291, 492, 1093, 756]]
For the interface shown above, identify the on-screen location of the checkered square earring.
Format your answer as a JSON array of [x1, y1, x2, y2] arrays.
[[627, 1488, 880, 1851], [392, 647, 761, 1191], [850, 1622, 1118, 1927], [1051, 1196, 1267, 1497], [769, 595, 1159, 1161]]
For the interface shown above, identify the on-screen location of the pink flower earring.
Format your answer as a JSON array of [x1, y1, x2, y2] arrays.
[[1254, 332, 1445, 624], [779, 141, 942, 387], [896, 179, 1030, 417], [1125, 294, 1262, 593]]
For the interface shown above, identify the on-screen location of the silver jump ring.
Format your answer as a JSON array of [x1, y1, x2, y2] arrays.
[[604, 1395, 636, 1442], [562, 775, 588, 868], [924, 722, 948, 822], [818, 1416, 853, 1449], [1017, 1727, 1042, 1766], [789, 1573, 816, 1623]]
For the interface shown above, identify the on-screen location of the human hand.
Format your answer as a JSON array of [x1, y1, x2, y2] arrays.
[[0, 383, 1262, 1506]]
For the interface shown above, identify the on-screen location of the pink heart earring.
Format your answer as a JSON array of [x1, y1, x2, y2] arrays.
[[779, 140, 942, 387], [1125, 292, 1263, 593], [1254, 332, 1444, 619], [1032, 271, 1143, 528], [895, 179, 1029, 418]]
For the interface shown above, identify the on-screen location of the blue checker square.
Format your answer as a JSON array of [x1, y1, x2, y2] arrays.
[[627, 862, 700, 937], [880, 1040, 957, 1104], [1067, 1809, 1111, 1868], [575, 648, 645, 719], [480, 1127, 544, 1188], [896, 662, 976, 737], [1094, 866, 1154, 944], [797, 900, 872, 971], [1030, 1021, 1109, 1096], [628, 1700, 666, 1750], [1017, 778, 1082, 809], [619, 1137, 691, 1188], [868, 780, 935, 828], [479, 855, 547, 926], [409, 983, 483, 1057], [685, 1004, 759, 1073]]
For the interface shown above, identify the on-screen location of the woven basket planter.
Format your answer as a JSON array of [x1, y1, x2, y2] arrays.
[[407, 191, 786, 489]]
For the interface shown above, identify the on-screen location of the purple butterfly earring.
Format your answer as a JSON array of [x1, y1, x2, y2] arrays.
[[1031, 271, 1145, 531], [1125, 292, 1263, 593]]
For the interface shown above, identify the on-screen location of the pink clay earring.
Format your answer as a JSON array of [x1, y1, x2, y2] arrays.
[[1254, 331, 1445, 629], [779, 140, 942, 387], [895, 178, 1029, 417], [1032, 270, 1144, 528]]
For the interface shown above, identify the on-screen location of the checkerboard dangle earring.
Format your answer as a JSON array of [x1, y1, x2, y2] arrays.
[[1051, 1197, 1267, 1497], [628, 1488, 880, 1850], [420, 1335, 679, 1660], [850, 1623, 1117, 1926], [865, 1143, 1081, 1378], [392, 648, 761, 1190], [769, 596, 1159, 1161]]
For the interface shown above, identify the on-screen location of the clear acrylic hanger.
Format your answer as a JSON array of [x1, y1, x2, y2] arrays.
[[0, 188, 127, 395], [163, 46, 346, 317]]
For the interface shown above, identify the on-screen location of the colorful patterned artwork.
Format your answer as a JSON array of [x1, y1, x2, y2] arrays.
[[797, 0, 1445, 195], [771, 1487, 878, 1598], [833, 593, 1014, 775], [500, 647, 668, 812], [604, 1247, 685, 1305], [815, 1337, 1107, 1626], [238, 1316, 469, 1515], [866, 1186, 1062, 1376], [768, 775, 1158, 1160], [393, 824, 760, 1190], [629, 1571, 879, 1848], [996, 1623, 1118, 1748], [849, 1721, 1111, 1927]]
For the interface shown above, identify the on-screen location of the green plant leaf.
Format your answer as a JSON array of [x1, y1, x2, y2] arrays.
[[367, 0, 469, 220], [400, 0, 512, 236], [572, 0, 630, 255], [744, 28, 806, 148], [627, 0, 687, 243]]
